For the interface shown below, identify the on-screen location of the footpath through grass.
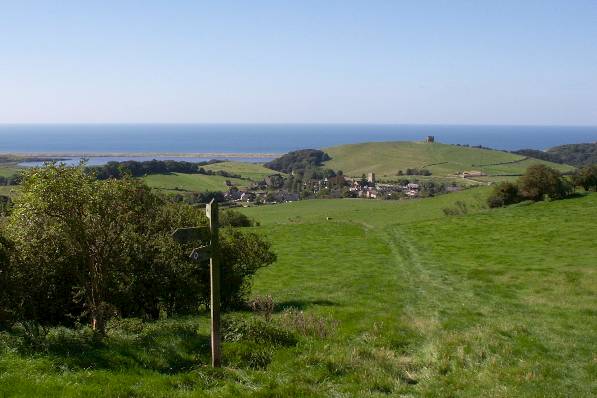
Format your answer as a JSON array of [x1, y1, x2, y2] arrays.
[[0, 189, 595, 397]]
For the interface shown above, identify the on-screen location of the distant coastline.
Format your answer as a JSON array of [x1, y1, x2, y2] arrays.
[[2, 152, 281, 159], [0, 124, 595, 154]]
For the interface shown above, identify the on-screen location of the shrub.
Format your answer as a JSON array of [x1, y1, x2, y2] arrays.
[[249, 295, 275, 321], [222, 316, 296, 346], [487, 182, 521, 208], [219, 209, 254, 227], [518, 164, 571, 201], [279, 308, 339, 338], [572, 164, 597, 191], [0, 163, 276, 332], [217, 230, 277, 309], [443, 201, 469, 215]]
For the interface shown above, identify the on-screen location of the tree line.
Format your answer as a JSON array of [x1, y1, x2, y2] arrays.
[[488, 164, 597, 208], [264, 149, 331, 174], [513, 142, 597, 167], [90, 159, 242, 179], [0, 163, 275, 335]]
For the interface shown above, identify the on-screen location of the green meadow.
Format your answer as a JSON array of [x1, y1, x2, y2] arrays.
[[324, 141, 573, 178], [142, 162, 279, 193], [143, 172, 248, 193], [0, 164, 20, 178], [1, 188, 595, 396], [202, 161, 281, 181]]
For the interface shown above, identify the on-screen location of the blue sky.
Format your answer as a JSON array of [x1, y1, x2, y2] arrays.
[[1, 1, 596, 124]]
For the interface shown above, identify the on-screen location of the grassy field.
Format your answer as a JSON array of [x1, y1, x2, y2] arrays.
[[1, 189, 595, 396], [203, 162, 280, 181], [142, 162, 278, 193], [0, 164, 20, 177], [143, 173, 248, 192], [323, 141, 574, 178]]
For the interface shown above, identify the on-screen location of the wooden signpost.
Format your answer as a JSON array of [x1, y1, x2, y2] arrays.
[[172, 199, 221, 367]]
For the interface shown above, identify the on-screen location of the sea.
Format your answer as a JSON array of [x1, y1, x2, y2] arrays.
[[1, 124, 595, 166]]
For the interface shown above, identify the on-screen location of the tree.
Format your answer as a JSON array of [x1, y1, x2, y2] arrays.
[[487, 181, 521, 208], [518, 164, 571, 201], [6, 163, 166, 333], [2, 163, 276, 331], [572, 164, 597, 191]]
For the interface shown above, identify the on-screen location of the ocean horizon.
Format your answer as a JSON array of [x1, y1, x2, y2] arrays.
[[1, 124, 596, 164]]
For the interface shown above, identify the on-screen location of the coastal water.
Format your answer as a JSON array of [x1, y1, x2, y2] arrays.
[[1, 124, 596, 166]]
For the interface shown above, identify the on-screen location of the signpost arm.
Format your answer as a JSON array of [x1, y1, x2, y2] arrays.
[[206, 199, 221, 368]]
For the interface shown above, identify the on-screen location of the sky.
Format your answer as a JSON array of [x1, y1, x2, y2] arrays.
[[1, 0, 596, 125]]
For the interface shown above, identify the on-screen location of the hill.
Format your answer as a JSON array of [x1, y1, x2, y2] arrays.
[[1, 188, 595, 396], [514, 142, 597, 167], [547, 142, 597, 166], [323, 141, 574, 178]]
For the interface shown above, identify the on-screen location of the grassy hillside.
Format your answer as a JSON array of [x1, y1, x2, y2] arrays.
[[2, 189, 594, 396], [143, 172, 247, 192], [203, 161, 280, 181], [323, 141, 574, 178], [241, 187, 490, 226], [142, 162, 279, 194]]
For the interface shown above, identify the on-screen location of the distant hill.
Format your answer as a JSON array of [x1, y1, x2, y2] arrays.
[[322, 141, 574, 178], [512, 142, 597, 167], [264, 149, 330, 173]]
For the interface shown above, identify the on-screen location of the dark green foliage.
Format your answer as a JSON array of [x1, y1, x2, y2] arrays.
[[89, 159, 242, 180], [0, 174, 21, 186], [220, 209, 255, 227], [218, 229, 277, 309], [487, 165, 572, 208], [546, 142, 597, 166], [572, 164, 597, 191], [187, 190, 226, 204], [0, 163, 275, 331], [511, 149, 562, 163], [515, 143, 597, 167], [0, 195, 11, 216], [401, 168, 432, 176], [518, 164, 572, 201], [487, 181, 521, 208], [265, 149, 331, 173]]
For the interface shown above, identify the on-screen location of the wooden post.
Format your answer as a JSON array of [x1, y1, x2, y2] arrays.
[[206, 199, 221, 368]]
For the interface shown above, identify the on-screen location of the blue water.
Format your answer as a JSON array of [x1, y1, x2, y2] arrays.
[[1, 124, 596, 155], [17, 156, 275, 167]]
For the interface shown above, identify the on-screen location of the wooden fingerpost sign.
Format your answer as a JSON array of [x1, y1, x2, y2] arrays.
[[205, 199, 221, 368], [171, 199, 221, 367]]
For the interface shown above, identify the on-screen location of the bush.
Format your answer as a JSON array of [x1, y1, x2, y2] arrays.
[[278, 308, 339, 338], [219, 209, 255, 227], [222, 315, 296, 347], [518, 164, 571, 201], [487, 182, 521, 208], [443, 201, 469, 215], [249, 295, 275, 321], [572, 164, 597, 191], [0, 163, 276, 331]]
